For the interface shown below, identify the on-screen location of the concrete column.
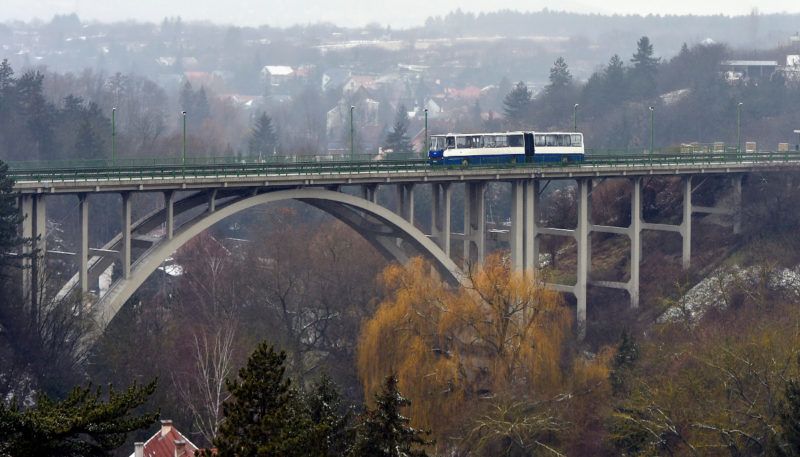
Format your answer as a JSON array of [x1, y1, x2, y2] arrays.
[[431, 183, 452, 256], [510, 180, 524, 272], [79, 194, 89, 295], [164, 191, 174, 240], [362, 184, 378, 203], [207, 189, 217, 213], [463, 182, 486, 268], [396, 184, 415, 224], [731, 174, 742, 235], [575, 178, 590, 338], [121, 192, 132, 280], [441, 183, 452, 257], [532, 180, 540, 269], [20, 195, 33, 302], [629, 178, 642, 308], [30, 195, 46, 306], [523, 180, 536, 272], [681, 176, 692, 270], [431, 183, 441, 242]]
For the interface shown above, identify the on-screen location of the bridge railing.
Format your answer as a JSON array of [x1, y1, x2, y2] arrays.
[[7, 150, 800, 183]]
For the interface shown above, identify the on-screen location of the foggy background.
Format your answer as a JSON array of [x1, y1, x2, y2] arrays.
[[2, 0, 799, 27]]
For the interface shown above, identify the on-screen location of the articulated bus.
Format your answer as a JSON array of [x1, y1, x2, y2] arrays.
[[428, 131, 584, 165]]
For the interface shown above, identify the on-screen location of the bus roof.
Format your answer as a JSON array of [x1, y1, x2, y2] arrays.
[[433, 131, 582, 136]]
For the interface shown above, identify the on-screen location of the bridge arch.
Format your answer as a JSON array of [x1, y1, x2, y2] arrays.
[[88, 187, 464, 336]]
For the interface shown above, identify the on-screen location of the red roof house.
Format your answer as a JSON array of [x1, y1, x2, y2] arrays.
[[130, 420, 199, 457]]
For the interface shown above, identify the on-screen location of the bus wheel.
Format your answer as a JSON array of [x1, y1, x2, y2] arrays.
[[461, 158, 469, 167]]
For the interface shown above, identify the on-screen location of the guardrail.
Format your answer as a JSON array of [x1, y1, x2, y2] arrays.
[[7, 151, 800, 183]]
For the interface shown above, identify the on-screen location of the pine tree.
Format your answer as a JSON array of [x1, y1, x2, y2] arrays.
[[350, 375, 431, 457], [75, 119, 105, 160], [193, 86, 211, 127], [502, 81, 532, 128], [0, 380, 158, 457], [210, 342, 311, 457], [384, 104, 411, 154], [546, 57, 573, 93], [179, 80, 194, 113], [629, 36, 661, 99], [605, 54, 626, 101], [609, 331, 639, 396], [248, 112, 278, 157], [305, 374, 353, 457], [0, 59, 15, 94], [781, 377, 800, 455], [0, 160, 25, 268]]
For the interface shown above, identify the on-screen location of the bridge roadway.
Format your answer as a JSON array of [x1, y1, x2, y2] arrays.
[[12, 151, 800, 341], [10, 151, 800, 194]]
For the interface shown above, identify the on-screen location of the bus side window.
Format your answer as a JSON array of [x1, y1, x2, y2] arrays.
[[546, 135, 556, 146], [446, 137, 455, 149], [571, 134, 582, 146], [472, 136, 482, 148], [508, 134, 523, 147], [456, 136, 468, 148], [562, 135, 571, 146], [535, 135, 545, 147], [483, 136, 494, 148]]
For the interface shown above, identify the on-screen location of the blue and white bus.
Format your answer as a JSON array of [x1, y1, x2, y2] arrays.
[[428, 131, 584, 165]]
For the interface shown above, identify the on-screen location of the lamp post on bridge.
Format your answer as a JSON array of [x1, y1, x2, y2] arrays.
[[737, 102, 743, 154], [349, 105, 355, 161], [648, 106, 654, 154], [573, 103, 579, 131], [424, 108, 429, 156], [111, 107, 116, 165], [182, 111, 187, 169]]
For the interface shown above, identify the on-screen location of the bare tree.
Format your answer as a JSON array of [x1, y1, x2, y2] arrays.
[[173, 323, 237, 445]]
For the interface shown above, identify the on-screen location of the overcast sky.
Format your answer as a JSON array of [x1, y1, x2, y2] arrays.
[[2, 0, 798, 28]]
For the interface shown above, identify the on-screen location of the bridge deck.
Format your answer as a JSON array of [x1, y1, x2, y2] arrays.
[[10, 152, 800, 194]]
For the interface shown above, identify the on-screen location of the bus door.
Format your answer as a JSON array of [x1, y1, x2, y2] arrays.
[[524, 133, 534, 158]]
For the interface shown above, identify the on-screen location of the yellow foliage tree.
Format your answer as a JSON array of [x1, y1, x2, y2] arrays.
[[357, 254, 611, 452]]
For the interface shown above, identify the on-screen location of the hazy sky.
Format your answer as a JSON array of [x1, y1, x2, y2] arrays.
[[2, 0, 798, 28]]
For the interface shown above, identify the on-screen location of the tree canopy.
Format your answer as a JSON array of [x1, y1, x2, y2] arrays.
[[0, 381, 158, 457], [384, 104, 412, 154], [210, 342, 310, 457], [248, 112, 278, 157]]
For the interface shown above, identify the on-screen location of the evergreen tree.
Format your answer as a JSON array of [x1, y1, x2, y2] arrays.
[[305, 374, 353, 457], [193, 86, 211, 127], [781, 377, 800, 455], [502, 81, 532, 128], [629, 36, 661, 99], [75, 119, 105, 160], [384, 104, 411, 154], [179, 81, 211, 129], [350, 375, 431, 457], [16, 71, 54, 162], [248, 112, 278, 157], [210, 342, 311, 457], [0, 380, 158, 457], [179, 80, 194, 113], [605, 54, 627, 101], [609, 331, 639, 396], [0, 160, 25, 268], [546, 56, 573, 94]]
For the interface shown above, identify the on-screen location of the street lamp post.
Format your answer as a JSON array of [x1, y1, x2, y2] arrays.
[[349, 105, 355, 161], [424, 108, 429, 155], [648, 106, 654, 154], [182, 111, 187, 168], [737, 102, 743, 154], [573, 103, 579, 131], [111, 107, 116, 164]]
